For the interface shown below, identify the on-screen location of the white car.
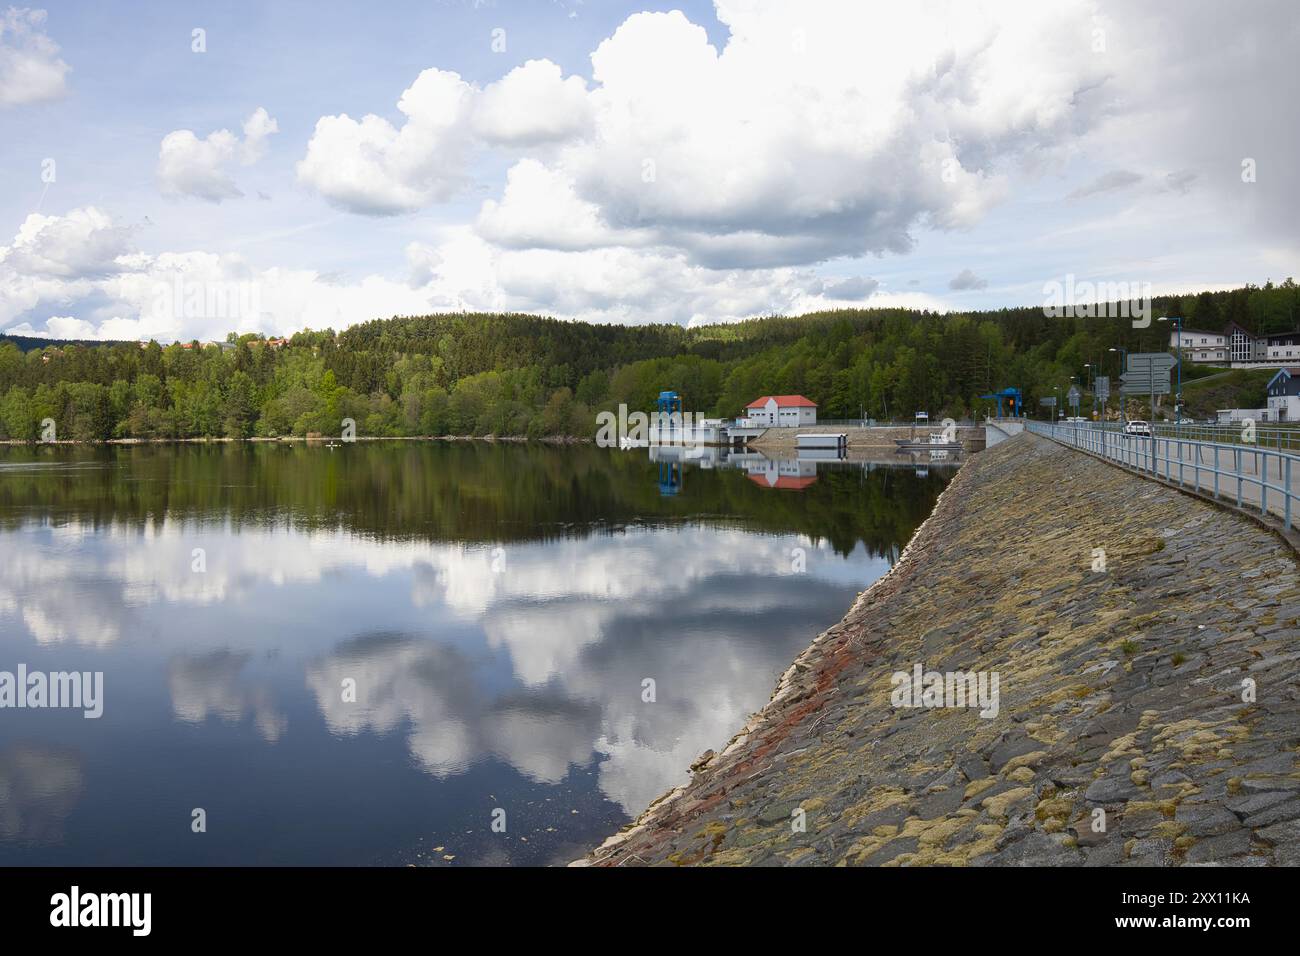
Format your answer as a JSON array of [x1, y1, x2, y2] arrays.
[[1123, 420, 1152, 437]]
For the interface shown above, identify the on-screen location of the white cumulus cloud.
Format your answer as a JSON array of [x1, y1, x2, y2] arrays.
[[0, 7, 68, 106], [298, 59, 596, 216], [471, 58, 592, 147], [298, 1, 1114, 271], [157, 107, 279, 202]]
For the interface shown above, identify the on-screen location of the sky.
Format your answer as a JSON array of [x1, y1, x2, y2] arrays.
[[0, 0, 1296, 342]]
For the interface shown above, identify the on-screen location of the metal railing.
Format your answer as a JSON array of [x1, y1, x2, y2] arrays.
[[1027, 421, 1300, 530], [1152, 421, 1300, 451], [1046, 419, 1300, 451]]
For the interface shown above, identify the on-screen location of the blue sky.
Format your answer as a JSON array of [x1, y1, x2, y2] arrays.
[[1, 0, 1296, 341]]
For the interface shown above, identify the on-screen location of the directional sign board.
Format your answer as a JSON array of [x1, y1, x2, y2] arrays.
[[1039, 397, 1057, 407], [1121, 352, 1176, 395], [1127, 352, 1178, 375], [1120, 375, 1171, 396], [1095, 375, 1110, 401]]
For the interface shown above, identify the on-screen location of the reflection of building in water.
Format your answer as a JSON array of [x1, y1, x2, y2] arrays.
[[794, 446, 847, 461], [658, 459, 683, 496], [744, 458, 819, 490], [644, 442, 958, 494], [647, 444, 726, 468]]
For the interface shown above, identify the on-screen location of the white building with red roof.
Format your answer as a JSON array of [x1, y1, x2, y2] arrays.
[[744, 394, 817, 427]]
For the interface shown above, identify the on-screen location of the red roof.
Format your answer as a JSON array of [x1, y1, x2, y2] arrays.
[[747, 474, 818, 490], [745, 394, 818, 409]]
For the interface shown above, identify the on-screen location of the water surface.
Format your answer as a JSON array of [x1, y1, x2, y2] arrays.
[[0, 441, 953, 865]]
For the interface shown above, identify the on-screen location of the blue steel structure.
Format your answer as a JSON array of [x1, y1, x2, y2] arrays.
[[656, 391, 684, 495], [979, 387, 1024, 418], [658, 460, 683, 496], [657, 390, 682, 425]]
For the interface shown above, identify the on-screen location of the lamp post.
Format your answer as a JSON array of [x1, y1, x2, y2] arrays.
[[1084, 362, 1097, 420], [1158, 315, 1182, 425]]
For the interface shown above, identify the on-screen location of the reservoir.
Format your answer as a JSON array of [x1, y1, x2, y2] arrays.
[[0, 441, 953, 865]]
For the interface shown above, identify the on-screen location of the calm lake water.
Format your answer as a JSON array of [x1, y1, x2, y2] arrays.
[[0, 441, 953, 865]]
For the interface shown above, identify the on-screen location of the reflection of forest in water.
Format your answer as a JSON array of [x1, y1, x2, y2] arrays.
[[0, 442, 955, 558], [0, 441, 958, 865]]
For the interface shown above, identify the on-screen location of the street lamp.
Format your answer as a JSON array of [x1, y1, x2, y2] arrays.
[[1084, 362, 1097, 420], [1157, 315, 1182, 424]]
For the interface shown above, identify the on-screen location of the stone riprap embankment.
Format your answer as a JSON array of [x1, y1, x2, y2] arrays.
[[578, 433, 1300, 866]]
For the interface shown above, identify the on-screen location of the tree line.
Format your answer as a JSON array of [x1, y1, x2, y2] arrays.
[[0, 440, 946, 557], [1, 280, 1295, 442]]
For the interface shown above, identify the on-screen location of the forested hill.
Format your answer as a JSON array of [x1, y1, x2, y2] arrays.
[[1, 280, 1296, 441], [0, 332, 130, 353]]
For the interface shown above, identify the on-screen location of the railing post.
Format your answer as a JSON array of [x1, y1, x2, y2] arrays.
[[1236, 447, 1243, 507], [1288, 456, 1293, 530], [1262, 451, 1268, 517]]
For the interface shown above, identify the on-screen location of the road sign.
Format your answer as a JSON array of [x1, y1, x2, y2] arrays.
[[1120, 376, 1171, 396], [1127, 352, 1177, 375], [1121, 352, 1176, 396], [1120, 371, 1171, 389], [1067, 385, 1081, 409], [1039, 397, 1057, 407], [1095, 376, 1110, 401]]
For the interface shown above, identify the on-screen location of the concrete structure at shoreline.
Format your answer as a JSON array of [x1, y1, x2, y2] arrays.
[[578, 433, 1300, 867]]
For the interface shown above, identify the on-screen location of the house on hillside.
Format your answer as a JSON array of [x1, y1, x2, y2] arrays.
[[1170, 327, 1228, 363], [1265, 333, 1300, 361], [1167, 321, 1300, 366], [1226, 321, 1268, 363], [743, 395, 817, 427], [1266, 368, 1300, 422]]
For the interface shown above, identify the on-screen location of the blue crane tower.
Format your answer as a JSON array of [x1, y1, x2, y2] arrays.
[[979, 387, 1024, 418]]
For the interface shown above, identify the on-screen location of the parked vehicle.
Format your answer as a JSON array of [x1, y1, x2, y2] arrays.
[[1123, 420, 1152, 437]]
